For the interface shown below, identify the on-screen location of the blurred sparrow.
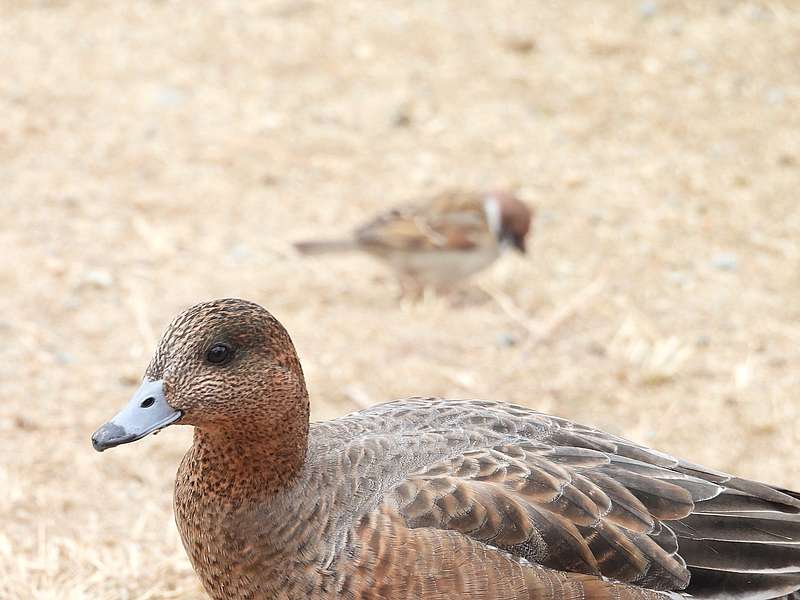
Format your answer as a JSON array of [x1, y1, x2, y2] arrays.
[[294, 190, 533, 295]]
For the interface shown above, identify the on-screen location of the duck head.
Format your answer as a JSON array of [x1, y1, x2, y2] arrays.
[[91, 298, 308, 452]]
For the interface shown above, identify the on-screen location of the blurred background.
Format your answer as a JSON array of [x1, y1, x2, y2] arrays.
[[2, 1, 799, 598]]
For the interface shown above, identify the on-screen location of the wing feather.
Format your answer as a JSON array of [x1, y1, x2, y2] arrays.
[[338, 399, 800, 598]]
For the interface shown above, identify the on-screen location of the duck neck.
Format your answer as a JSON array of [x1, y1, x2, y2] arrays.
[[189, 385, 310, 501]]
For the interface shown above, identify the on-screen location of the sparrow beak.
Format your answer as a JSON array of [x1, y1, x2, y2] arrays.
[[91, 379, 182, 452], [501, 233, 526, 254]]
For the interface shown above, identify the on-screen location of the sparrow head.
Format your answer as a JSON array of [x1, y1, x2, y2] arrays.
[[484, 192, 533, 253]]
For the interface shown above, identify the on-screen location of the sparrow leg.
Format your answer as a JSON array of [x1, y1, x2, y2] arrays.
[[439, 283, 493, 307], [396, 273, 425, 301]]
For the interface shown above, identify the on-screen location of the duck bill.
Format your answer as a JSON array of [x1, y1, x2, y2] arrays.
[[91, 379, 182, 452]]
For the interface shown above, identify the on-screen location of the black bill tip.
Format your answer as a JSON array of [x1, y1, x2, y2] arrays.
[[91, 422, 135, 452], [91, 379, 182, 453]]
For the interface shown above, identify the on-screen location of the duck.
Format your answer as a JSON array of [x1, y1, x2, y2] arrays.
[[92, 298, 800, 600], [293, 190, 533, 296]]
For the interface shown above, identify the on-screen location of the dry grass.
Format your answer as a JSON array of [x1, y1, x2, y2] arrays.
[[2, 1, 800, 597]]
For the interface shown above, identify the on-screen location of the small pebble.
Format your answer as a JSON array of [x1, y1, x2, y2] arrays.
[[588, 209, 606, 225], [227, 243, 251, 262], [260, 173, 279, 186], [766, 88, 785, 105], [13, 416, 37, 431], [639, 1, 658, 19], [155, 86, 184, 108], [496, 332, 519, 348], [587, 341, 607, 357], [503, 35, 537, 54], [392, 106, 413, 128], [710, 253, 738, 271], [53, 351, 74, 365], [667, 271, 689, 285], [83, 269, 113, 288], [749, 5, 772, 21]]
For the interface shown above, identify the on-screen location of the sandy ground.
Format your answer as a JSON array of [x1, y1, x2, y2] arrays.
[[2, 1, 800, 598]]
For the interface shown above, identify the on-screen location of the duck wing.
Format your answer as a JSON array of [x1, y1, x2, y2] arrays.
[[341, 401, 800, 600], [346, 510, 681, 599]]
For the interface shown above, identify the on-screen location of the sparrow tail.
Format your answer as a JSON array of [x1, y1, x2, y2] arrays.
[[294, 239, 360, 255]]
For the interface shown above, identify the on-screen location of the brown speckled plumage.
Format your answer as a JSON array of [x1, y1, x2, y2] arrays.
[[98, 299, 800, 600]]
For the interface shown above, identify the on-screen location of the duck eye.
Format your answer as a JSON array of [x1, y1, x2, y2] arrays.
[[205, 343, 234, 366]]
